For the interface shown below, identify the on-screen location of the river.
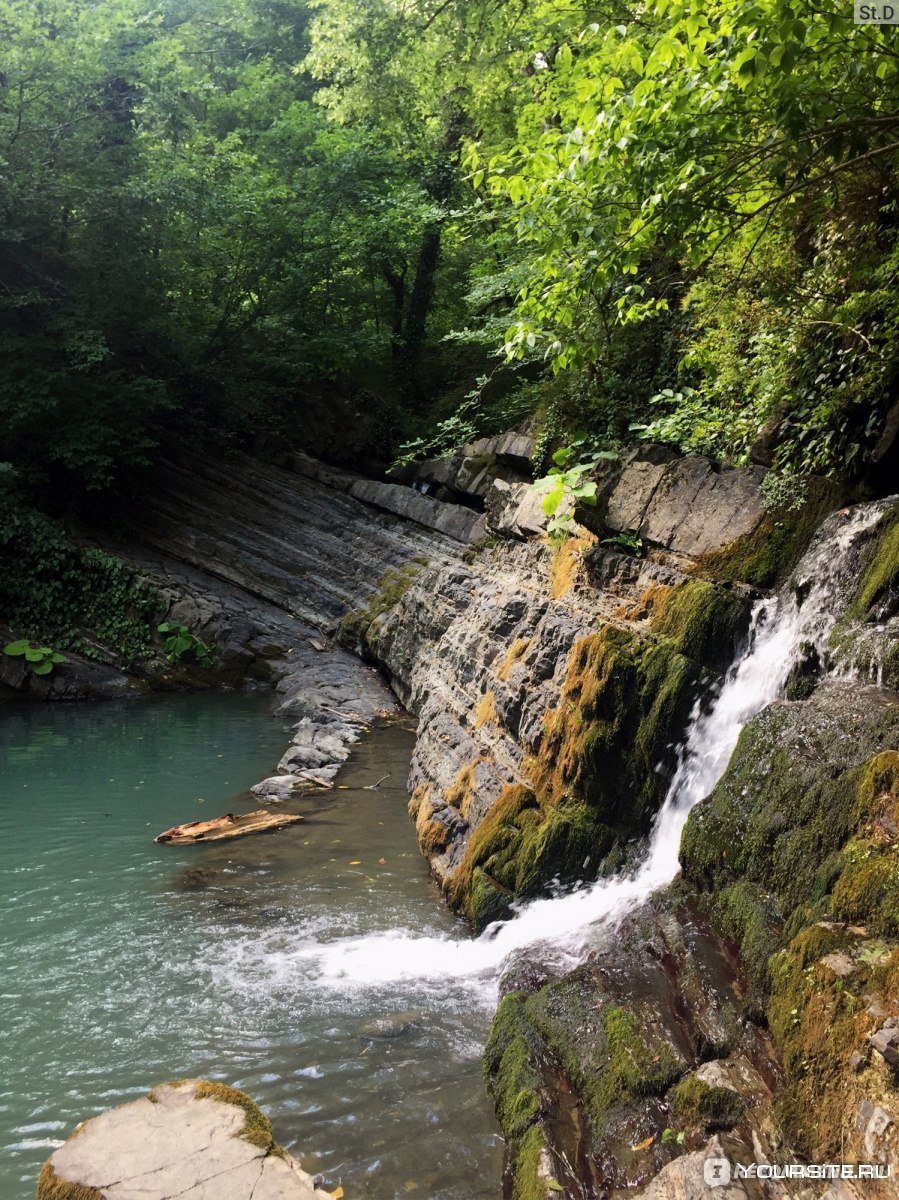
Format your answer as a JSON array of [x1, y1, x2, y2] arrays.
[[0, 693, 502, 1199]]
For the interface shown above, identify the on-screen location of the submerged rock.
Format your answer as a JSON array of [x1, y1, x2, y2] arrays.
[[37, 1079, 333, 1200]]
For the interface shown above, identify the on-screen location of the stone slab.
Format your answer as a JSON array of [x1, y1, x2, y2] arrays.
[[39, 1080, 333, 1200]]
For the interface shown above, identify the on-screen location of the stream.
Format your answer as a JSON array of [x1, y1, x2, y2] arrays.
[[0, 693, 502, 1200]]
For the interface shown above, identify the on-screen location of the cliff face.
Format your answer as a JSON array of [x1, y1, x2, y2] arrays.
[[354, 450, 775, 929]]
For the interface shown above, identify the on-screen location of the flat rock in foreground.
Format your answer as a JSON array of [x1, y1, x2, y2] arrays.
[[38, 1079, 333, 1200]]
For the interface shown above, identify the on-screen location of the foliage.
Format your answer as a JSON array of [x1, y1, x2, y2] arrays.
[[2, 0, 898, 556], [0, 482, 160, 662], [456, 0, 899, 483], [3, 640, 67, 676], [157, 623, 217, 670], [601, 533, 644, 557], [532, 438, 615, 536]]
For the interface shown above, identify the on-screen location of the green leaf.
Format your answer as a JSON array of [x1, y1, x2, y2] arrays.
[[3, 640, 30, 656], [32, 660, 54, 675]]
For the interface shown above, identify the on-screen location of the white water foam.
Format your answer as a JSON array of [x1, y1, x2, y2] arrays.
[[221, 502, 889, 1003]]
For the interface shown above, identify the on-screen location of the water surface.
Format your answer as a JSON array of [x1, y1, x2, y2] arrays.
[[0, 693, 502, 1199]]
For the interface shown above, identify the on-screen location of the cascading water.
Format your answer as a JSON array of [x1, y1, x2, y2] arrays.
[[248, 498, 889, 997]]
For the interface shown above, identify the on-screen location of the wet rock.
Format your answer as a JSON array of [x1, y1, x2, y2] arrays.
[[252, 774, 304, 799], [171, 865, 221, 891], [358, 1012, 419, 1039], [484, 897, 779, 1197], [38, 1079, 332, 1200], [639, 1134, 760, 1198]]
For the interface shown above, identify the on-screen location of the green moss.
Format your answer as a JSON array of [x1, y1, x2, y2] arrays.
[[669, 1075, 746, 1132], [767, 934, 899, 1157], [682, 739, 899, 926], [830, 847, 899, 935], [468, 867, 516, 929], [652, 579, 750, 668], [338, 562, 423, 646], [450, 789, 615, 930], [524, 983, 683, 1134], [191, 1081, 276, 1151], [513, 1124, 552, 1200], [712, 882, 782, 1013], [36, 1163, 104, 1200], [484, 993, 545, 1138], [849, 507, 899, 618], [696, 479, 841, 588]]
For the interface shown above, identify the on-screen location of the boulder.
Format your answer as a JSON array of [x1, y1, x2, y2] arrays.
[[465, 429, 535, 470], [581, 447, 766, 559], [37, 1079, 333, 1200], [484, 478, 562, 539], [252, 774, 305, 799], [347, 478, 485, 543]]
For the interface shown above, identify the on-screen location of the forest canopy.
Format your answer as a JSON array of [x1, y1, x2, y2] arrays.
[[1, 0, 898, 513]]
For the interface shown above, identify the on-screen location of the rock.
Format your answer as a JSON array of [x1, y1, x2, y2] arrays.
[[38, 1079, 332, 1200], [862, 1105, 895, 1156], [484, 478, 559, 538], [484, 896, 778, 1197], [821, 952, 856, 978], [465, 429, 535, 470], [358, 1012, 419, 1039], [347, 478, 484, 543], [252, 775, 304, 799], [869, 1025, 899, 1069], [0, 622, 139, 701], [454, 453, 497, 498], [638, 1134, 758, 1198], [580, 447, 767, 559]]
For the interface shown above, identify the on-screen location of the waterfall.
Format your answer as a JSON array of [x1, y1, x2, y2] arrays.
[[228, 500, 890, 998]]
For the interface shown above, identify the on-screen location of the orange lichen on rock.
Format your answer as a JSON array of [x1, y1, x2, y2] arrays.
[[474, 689, 498, 730], [444, 757, 484, 820], [496, 638, 532, 681], [549, 532, 597, 600]]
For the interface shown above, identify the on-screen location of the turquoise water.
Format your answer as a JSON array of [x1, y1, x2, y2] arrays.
[[0, 694, 502, 1199]]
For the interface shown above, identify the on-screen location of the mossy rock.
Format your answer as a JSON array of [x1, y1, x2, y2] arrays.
[[523, 976, 684, 1136], [681, 698, 899, 923], [848, 505, 899, 620], [695, 477, 842, 589], [768, 932, 899, 1157], [512, 1124, 554, 1200], [668, 1074, 746, 1132], [338, 562, 423, 646], [484, 992, 546, 1139], [449, 579, 752, 928], [37, 1163, 104, 1200]]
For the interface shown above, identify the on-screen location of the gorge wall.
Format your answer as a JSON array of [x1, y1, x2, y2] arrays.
[[7, 439, 897, 1200]]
